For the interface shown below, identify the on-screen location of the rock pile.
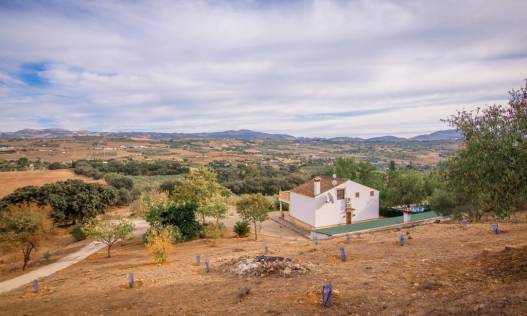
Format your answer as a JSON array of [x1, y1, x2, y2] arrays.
[[221, 255, 315, 277]]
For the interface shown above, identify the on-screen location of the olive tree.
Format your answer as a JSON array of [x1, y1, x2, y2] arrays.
[[0, 205, 53, 270], [236, 194, 271, 240], [83, 218, 135, 258]]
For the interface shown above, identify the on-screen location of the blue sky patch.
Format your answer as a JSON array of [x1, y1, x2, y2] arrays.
[[19, 63, 49, 87]]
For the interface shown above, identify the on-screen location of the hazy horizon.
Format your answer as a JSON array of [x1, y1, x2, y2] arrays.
[[1, 1, 526, 138]]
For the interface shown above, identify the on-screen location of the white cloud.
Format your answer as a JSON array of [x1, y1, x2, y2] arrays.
[[0, 0, 526, 137]]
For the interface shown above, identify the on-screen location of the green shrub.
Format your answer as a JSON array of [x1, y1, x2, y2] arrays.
[[69, 224, 86, 241], [43, 250, 51, 262], [233, 220, 250, 237], [116, 188, 132, 205], [146, 202, 200, 241]]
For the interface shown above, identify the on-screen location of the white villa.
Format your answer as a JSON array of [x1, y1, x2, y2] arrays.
[[279, 175, 379, 229]]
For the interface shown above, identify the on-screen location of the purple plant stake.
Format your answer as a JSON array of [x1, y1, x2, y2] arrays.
[[339, 247, 347, 262], [357, 232, 361, 239], [345, 233, 350, 244], [460, 219, 468, 229], [128, 272, 135, 288], [32, 279, 39, 292], [322, 284, 333, 307], [399, 234, 405, 246], [491, 223, 500, 234], [205, 259, 210, 273], [195, 255, 201, 266]]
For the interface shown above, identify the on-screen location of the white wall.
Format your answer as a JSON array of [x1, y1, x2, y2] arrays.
[[289, 192, 317, 226], [290, 180, 379, 228]]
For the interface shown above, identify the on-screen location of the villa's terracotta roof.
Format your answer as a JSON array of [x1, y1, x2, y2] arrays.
[[291, 175, 347, 198]]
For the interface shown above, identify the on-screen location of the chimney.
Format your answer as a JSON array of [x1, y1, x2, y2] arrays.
[[314, 177, 321, 196]]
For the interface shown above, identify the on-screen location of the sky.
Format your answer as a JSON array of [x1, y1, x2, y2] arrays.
[[0, 0, 526, 138]]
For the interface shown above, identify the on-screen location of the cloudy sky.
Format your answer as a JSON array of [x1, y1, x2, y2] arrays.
[[0, 0, 526, 137]]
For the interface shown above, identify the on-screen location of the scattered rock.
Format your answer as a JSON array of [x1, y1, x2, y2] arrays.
[[221, 256, 315, 277]]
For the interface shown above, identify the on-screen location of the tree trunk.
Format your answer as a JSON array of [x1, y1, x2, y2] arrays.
[[253, 221, 258, 241], [22, 244, 34, 271], [107, 244, 112, 258]]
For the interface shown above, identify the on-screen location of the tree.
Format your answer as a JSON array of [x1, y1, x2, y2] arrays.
[[202, 195, 229, 224], [331, 157, 384, 190], [389, 160, 396, 172], [82, 218, 135, 258], [428, 189, 456, 216], [17, 157, 29, 170], [146, 202, 200, 241], [445, 81, 527, 218], [173, 167, 231, 224], [42, 180, 117, 225], [236, 194, 271, 240], [0, 205, 53, 270], [385, 170, 426, 208]]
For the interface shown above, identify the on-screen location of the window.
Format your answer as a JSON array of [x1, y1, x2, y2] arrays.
[[355, 192, 360, 198], [370, 191, 374, 197], [337, 189, 345, 200]]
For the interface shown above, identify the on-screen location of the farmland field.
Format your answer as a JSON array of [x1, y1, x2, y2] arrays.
[[0, 169, 103, 198]]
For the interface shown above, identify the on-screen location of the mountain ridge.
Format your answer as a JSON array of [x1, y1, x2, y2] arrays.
[[0, 128, 462, 142]]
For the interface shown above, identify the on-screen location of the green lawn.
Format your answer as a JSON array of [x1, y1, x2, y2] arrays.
[[315, 211, 443, 236]]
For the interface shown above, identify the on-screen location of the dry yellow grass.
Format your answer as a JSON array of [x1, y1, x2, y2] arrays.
[[0, 169, 103, 198]]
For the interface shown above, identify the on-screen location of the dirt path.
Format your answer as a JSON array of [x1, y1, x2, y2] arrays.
[[0, 219, 149, 294]]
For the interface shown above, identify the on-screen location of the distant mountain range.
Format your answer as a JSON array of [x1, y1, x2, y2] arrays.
[[0, 128, 462, 142]]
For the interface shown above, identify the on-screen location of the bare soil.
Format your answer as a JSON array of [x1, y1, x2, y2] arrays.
[[1, 216, 526, 315]]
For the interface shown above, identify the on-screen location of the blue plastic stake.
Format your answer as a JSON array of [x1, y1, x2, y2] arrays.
[[32, 279, 39, 292], [399, 234, 406, 246], [128, 272, 135, 288], [322, 284, 333, 307], [195, 255, 201, 266], [205, 259, 210, 273], [339, 247, 347, 261]]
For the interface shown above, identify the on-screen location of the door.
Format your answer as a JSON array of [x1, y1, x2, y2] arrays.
[[346, 211, 351, 224]]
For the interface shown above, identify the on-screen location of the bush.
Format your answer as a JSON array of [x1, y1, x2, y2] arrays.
[[104, 174, 134, 190], [146, 202, 200, 241], [146, 228, 173, 264], [233, 220, 251, 237], [201, 223, 225, 239], [116, 188, 132, 205], [143, 225, 182, 244], [48, 162, 68, 170], [43, 250, 51, 262], [379, 207, 403, 218], [69, 224, 87, 241]]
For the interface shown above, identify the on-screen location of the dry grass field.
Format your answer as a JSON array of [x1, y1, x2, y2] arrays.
[[0, 169, 103, 198], [1, 217, 526, 315], [0, 136, 460, 168]]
